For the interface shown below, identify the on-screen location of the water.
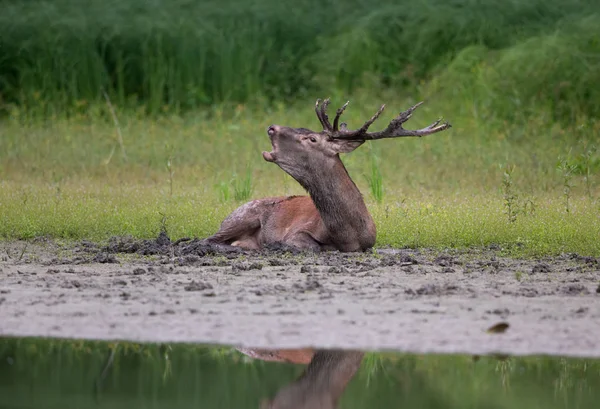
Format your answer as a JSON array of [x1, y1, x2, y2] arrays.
[[1, 337, 599, 409]]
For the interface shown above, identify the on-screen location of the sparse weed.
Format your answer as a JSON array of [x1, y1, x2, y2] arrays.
[[501, 164, 518, 223], [216, 182, 231, 203], [233, 168, 254, 202], [572, 142, 599, 200], [557, 157, 577, 213], [158, 212, 169, 236], [166, 145, 175, 198], [521, 197, 537, 217], [365, 149, 384, 204]]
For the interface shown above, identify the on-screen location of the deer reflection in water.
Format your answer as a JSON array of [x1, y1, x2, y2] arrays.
[[238, 348, 364, 409]]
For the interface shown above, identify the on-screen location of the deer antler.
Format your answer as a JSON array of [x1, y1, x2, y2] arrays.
[[315, 99, 451, 140]]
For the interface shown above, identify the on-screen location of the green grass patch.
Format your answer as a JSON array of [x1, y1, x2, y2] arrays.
[[1, 88, 599, 257], [1, 90, 599, 256], [1, 179, 597, 256]]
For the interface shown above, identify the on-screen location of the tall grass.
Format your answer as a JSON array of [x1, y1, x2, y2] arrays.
[[1, 0, 600, 117]]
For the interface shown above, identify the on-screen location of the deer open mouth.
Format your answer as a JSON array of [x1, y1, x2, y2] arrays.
[[262, 126, 279, 162], [262, 150, 276, 162]]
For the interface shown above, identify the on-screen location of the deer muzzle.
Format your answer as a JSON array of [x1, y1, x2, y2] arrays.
[[262, 150, 275, 162], [263, 125, 280, 162]]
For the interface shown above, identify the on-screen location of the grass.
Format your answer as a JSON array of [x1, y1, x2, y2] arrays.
[[1, 180, 596, 256], [1, 90, 599, 256]]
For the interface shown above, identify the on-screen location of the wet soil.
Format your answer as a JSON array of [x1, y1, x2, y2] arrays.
[[1, 234, 599, 358]]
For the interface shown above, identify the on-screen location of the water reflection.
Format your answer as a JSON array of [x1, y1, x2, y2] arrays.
[[1, 338, 599, 409], [249, 349, 364, 409]]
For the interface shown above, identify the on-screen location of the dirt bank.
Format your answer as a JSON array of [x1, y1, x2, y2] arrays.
[[1, 235, 599, 358]]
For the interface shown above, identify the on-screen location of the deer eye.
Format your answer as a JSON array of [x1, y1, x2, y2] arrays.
[[309, 137, 317, 143]]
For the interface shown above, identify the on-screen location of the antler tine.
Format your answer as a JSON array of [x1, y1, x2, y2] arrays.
[[315, 98, 334, 131], [357, 104, 385, 134], [315, 99, 329, 130], [332, 101, 349, 131], [320, 98, 332, 130], [330, 101, 451, 140], [329, 104, 385, 139], [363, 118, 452, 140]]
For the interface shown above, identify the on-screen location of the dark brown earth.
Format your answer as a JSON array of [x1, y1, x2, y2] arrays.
[[1, 234, 599, 358]]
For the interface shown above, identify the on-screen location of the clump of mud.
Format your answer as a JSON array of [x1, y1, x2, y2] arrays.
[[101, 232, 244, 258], [74, 232, 428, 271]]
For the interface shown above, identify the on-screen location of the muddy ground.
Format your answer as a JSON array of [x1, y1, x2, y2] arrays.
[[1, 234, 599, 358]]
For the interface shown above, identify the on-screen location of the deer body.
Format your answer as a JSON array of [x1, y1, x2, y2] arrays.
[[206, 157, 376, 252], [206, 99, 450, 252]]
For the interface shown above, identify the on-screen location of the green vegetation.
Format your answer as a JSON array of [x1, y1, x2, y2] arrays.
[[1, 0, 599, 256], [2, 0, 600, 118], [1, 337, 599, 409]]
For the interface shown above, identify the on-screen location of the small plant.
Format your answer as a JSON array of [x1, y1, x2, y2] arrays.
[[102, 89, 127, 163], [233, 167, 254, 202], [572, 142, 598, 199], [166, 157, 174, 198], [514, 271, 523, 281], [557, 156, 577, 213], [522, 196, 537, 216], [163, 142, 176, 198], [501, 164, 518, 223], [216, 181, 231, 203], [158, 211, 169, 236], [365, 149, 384, 204]]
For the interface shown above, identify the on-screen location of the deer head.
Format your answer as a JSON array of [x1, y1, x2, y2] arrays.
[[262, 98, 451, 186]]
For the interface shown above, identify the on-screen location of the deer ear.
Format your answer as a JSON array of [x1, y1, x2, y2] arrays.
[[330, 139, 365, 154]]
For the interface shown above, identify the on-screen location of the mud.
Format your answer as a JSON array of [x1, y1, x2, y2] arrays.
[[1, 235, 600, 358]]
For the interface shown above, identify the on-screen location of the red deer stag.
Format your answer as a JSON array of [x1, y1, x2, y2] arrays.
[[205, 99, 451, 252]]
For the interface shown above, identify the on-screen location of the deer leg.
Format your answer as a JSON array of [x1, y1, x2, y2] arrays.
[[205, 197, 291, 250], [204, 200, 264, 249], [283, 232, 323, 252], [204, 220, 261, 250]]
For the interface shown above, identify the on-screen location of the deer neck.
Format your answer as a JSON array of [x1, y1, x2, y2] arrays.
[[265, 350, 364, 409], [300, 350, 364, 400], [297, 157, 375, 248]]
